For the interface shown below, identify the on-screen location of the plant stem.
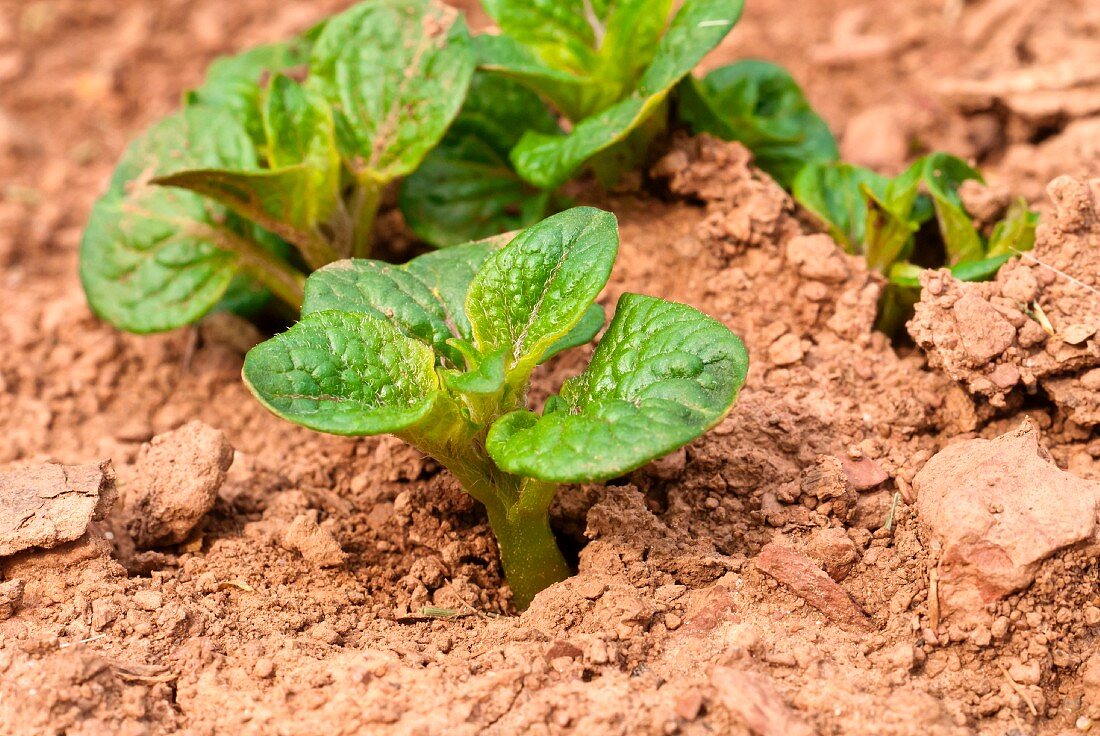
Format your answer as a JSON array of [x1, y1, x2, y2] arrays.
[[485, 502, 571, 611], [442, 454, 569, 610], [210, 226, 306, 311], [349, 179, 383, 259]]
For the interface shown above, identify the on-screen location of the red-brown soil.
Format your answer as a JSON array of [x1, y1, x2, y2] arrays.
[[1, 2, 1099, 735]]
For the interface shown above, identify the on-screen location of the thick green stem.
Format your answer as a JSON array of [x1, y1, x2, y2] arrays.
[[349, 179, 383, 259], [209, 226, 306, 311], [485, 503, 570, 610], [440, 453, 569, 610]]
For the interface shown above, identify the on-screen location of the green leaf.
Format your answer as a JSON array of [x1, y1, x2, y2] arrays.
[[186, 39, 313, 148], [792, 162, 888, 251], [301, 236, 506, 364], [677, 60, 837, 188], [922, 153, 984, 265], [466, 207, 618, 375], [542, 303, 605, 362], [510, 0, 743, 189], [80, 106, 258, 333], [598, 0, 676, 91], [399, 74, 559, 247], [474, 34, 600, 122], [951, 254, 1013, 283], [886, 261, 923, 290], [512, 96, 660, 189], [307, 0, 475, 183], [242, 311, 442, 436], [635, 0, 743, 96], [481, 0, 602, 77], [151, 165, 334, 264], [987, 198, 1039, 258], [486, 293, 748, 482], [862, 160, 929, 272], [263, 75, 340, 178], [445, 348, 507, 395], [478, 0, 674, 119]]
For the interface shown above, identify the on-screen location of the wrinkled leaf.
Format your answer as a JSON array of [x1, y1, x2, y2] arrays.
[[302, 236, 505, 364], [307, 0, 475, 183], [598, 0, 676, 91], [486, 293, 748, 482], [478, 0, 674, 119], [152, 165, 332, 262], [242, 311, 442, 436], [541, 303, 605, 362], [466, 207, 618, 374], [80, 106, 257, 333], [399, 74, 559, 246], [922, 153, 983, 265], [445, 348, 507, 395], [263, 75, 340, 178], [677, 60, 837, 188], [474, 34, 598, 123], [636, 0, 743, 95], [186, 39, 313, 148], [512, 96, 659, 189], [510, 0, 743, 189]]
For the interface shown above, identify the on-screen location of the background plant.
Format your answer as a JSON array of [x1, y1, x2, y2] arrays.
[[400, 0, 748, 246], [80, 0, 475, 333], [793, 152, 1038, 332], [242, 207, 749, 607]]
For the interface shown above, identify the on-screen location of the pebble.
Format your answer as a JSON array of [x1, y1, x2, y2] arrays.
[[133, 590, 162, 611]]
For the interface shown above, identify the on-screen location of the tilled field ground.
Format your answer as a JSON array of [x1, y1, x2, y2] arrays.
[[1, 1, 1099, 734]]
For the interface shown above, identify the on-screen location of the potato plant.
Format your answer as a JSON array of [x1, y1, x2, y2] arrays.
[[242, 208, 749, 608], [793, 153, 1038, 332], [80, 0, 476, 333], [79, 0, 848, 327], [401, 0, 754, 246]]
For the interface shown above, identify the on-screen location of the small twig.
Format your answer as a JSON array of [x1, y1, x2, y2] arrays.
[[928, 566, 941, 632], [59, 632, 107, 649], [999, 663, 1039, 716], [181, 325, 200, 373], [1011, 248, 1100, 299], [1027, 301, 1055, 336]]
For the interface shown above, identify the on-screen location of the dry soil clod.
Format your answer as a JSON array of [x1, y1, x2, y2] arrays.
[[754, 541, 874, 631], [118, 420, 234, 548], [0, 460, 115, 557], [913, 419, 1100, 621]]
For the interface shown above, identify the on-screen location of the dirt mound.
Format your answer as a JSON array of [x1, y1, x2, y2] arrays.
[[909, 176, 1100, 424]]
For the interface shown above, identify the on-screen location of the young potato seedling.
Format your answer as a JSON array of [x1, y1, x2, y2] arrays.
[[792, 152, 1038, 333], [402, 0, 752, 245], [479, 0, 744, 188], [242, 208, 749, 608], [80, 0, 475, 333]]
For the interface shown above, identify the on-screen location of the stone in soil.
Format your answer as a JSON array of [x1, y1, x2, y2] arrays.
[[281, 511, 347, 568], [754, 542, 873, 630], [710, 666, 815, 736], [913, 419, 1100, 620], [0, 461, 115, 557], [119, 420, 234, 548]]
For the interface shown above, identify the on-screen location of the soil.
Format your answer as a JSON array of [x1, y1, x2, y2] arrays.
[[1, 1, 1099, 735]]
